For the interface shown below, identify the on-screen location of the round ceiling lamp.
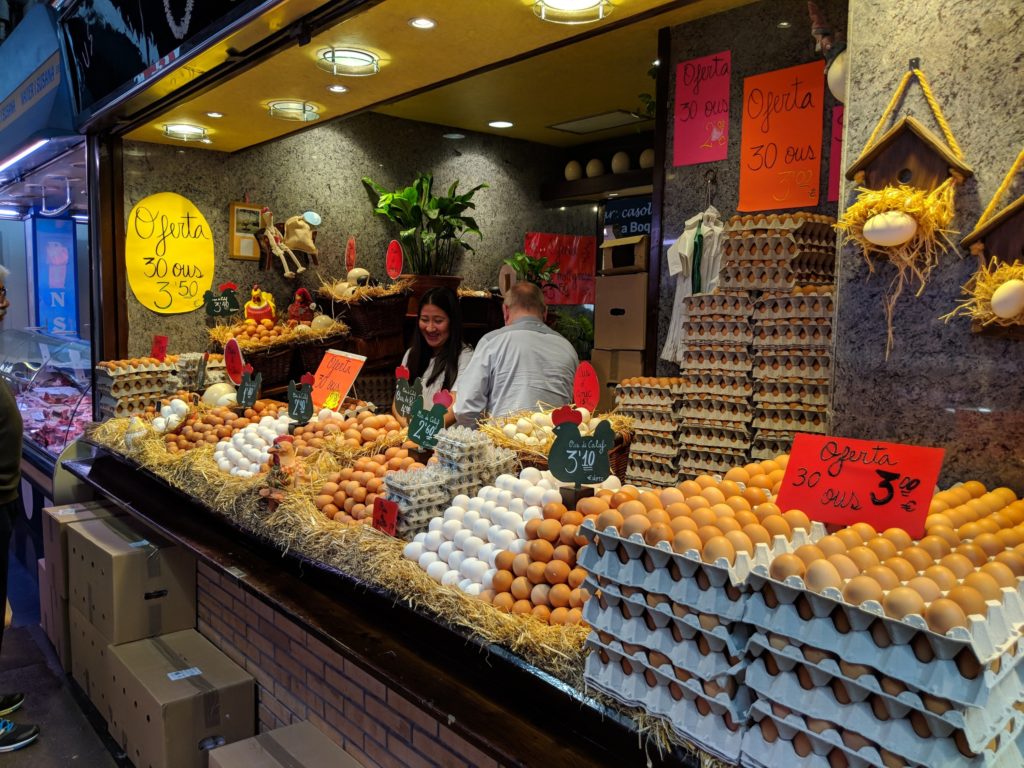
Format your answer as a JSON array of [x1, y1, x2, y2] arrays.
[[533, 0, 611, 24], [267, 100, 320, 122], [163, 123, 209, 142], [316, 47, 380, 76]]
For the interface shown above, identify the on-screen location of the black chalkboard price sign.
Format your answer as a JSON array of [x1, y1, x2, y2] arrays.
[[394, 365, 423, 420], [287, 374, 315, 425], [548, 407, 615, 488], [407, 391, 451, 450], [204, 282, 241, 317], [237, 366, 262, 409]]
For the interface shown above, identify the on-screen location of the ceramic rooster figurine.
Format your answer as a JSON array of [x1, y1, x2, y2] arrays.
[[244, 284, 276, 324], [260, 207, 306, 278], [287, 287, 315, 324]]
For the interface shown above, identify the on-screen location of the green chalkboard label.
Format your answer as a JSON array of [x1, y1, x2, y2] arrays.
[[395, 376, 423, 419], [204, 287, 241, 317], [237, 368, 261, 408], [407, 395, 445, 450], [287, 379, 314, 425], [548, 412, 615, 486]]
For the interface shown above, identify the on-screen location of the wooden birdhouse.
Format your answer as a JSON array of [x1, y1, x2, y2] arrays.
[[845, 116, 973, 191], [961, 193, 1024, 266]]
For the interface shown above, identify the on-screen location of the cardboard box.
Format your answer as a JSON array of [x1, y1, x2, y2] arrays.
[[67, 516, 196, 645], [209, 721, 365, 768], [594, 273, 647, 350], [43, 501, 120, 599], [69, 607, 113, 720], [108, 629, 255, 768], [599, 235, 649, 274], [38, 558, 72, 670], [590, 349, 645, 413]]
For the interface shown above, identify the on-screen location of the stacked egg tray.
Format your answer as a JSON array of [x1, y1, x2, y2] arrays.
[[737, 568, 1024, 767], [617, 378, 684, 488], [384, 465, 453, 539], [719, 213, 836, 291], [434, 429, 518, 501], [173, 352, 228, 391], [97, 358, 177, 418], [578, 518, 825, 763]]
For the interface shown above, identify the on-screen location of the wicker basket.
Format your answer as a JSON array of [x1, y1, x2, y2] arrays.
[[518, 435, 631, 480], [332, 293, 410, 338], [243, 346, 295, 388], [295, 332, 349, 375]]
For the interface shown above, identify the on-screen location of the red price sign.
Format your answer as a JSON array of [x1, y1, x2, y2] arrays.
[[345, 236, 357, 272], [223, 338, 244, 386], [150, 335, 169, 361], [385, 240, 403, 280], [573, 361, 600, 412], [372, 497, 399, 537], [775, 434, 945, 539]]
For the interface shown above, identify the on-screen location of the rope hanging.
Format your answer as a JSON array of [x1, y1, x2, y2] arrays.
[[976, 147, 1024, 227]]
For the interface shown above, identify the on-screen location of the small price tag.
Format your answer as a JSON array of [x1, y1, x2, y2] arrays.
[[394, 374, 423, 420], [774, 434, 945, 539], [151, 335, 169, 361], [573, 361, 600, 412], [345, 236, 357, 272], [407, 394, 446, 450], [287, 378, 315, 425], [167, 667, 202, 681], [203, 287, 240, 317], [547, 407, 615, 486], [237, 368, 261, 408], [372, 497, 399, 537], [224, 338, 244, 386], [386, 240, 404, 280]]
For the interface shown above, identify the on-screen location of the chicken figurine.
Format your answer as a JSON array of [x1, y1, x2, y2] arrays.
[[287, 287, 316, 324], [549, 405, 615, 487], [244, 284, 276, 324]]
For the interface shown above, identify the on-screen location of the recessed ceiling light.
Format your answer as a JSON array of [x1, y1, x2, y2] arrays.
[[608, 193, 618, 197], [267, 100, 320, 122], [488, 121, 513, 129], [651, 59, 660, 67], [409, 17, 436, 29], [533, 0, 611, 25], [777, 20, 792, 28], [559, 206, 566, 211], [317, 47, 379, 76], [328, 84, 349, 93], [163, 123, 208, 142], [206, 112, 224, 118], [443, 132, 466, 140]]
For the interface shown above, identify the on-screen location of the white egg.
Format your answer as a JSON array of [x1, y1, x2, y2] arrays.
[[423, 531, 444, 552], [464, 583, 482, 597], [471, 519, 492, 539], [577, 407, 592, 423], [467, 498, 484, 512], [458, 557, 481, 579], [508, 537, 527, 554], [491, 529, 516, 551], [480, 486, 498, 501], [166, 413, 183, 430], [443, 507, 466, 522], [496, 474, 517, 491], [524, 486, 545, 507], [437, 541, 456, 561], [482, 569, 497, 590], [481, 500, 497, 519], [217, 459, 232, 472], [515, 418, 534, 435], [541, 489, 564, 506], [414, 532, 427, 543], [228, 467, 239, 476], [523, 505, 543, 521], [452, 494, 471, 510], [520, 467, 543, 485], [448, 551, 466, 571], [169, 399, 189, 418], [538, 479, 552, 490], [458, 578, 474, 592], [462, 510, 481, 526], [487, 548, 501, 568], [863, 210, 918, 247], [249, 462, 261, 474], [602, 475, 622, 491], [441, 519, 463, 540], [403, 542, 425, 561], [462, 559, 488, 583], [420, 547, 442, 573], [502, 423, 518, 439], [318, 408, 333, 421], [463, 536, 484, 558], [453, 529, 473, 549], [991, 279, 1024, 319], [152, 417, 167, 433], [160, 405, 173, 419], [496, 490, 513, 507], [441, 570, 461, 587], [531, 412, 552, 429], [513, 433, 529, 444], [237, 470, 253, 479], [488, 524, 506, 543], [427, 561, 449, 582], [515, 521, 527, 539], [509, 498, 526, 514], [428, 517, 445, 533], [476, 543, 496, 565]]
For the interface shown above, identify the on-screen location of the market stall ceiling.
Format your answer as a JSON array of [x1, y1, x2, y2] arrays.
[[0, 143, 87, 215], [123, 0, 754, 152]]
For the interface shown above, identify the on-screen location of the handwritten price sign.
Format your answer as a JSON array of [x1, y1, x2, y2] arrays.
[[673, 50, 731, 167], [738, 61, 824, 211], [774, 433, 945, 538], [372, 497, 399, 537], [150, 335, 168, 361], [573, 361, 599, 412], [311, 349, 366, 410]]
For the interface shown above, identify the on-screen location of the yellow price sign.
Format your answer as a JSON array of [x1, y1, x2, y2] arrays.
[[125, 192, 215, 314]]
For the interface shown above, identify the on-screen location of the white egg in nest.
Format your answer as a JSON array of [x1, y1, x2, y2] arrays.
[[523, 505, 543, 521], [482, 569, 497, 590], [524, 486, 545, 507], [464, 583, 482, 596], [249, 462, 261, 474], [467, 498, 484, 512], [496, 474, 517, 491], [462, 559, 488, 583], [462, 536, 484, 558], [452, 494, 471, 510], [443, 506, 466, 522], [458, 578, 474, 592], [437, 541, 456, 561], [513, 433, 529, 444], [423, 530, 444, 551], [491, 529, 516, 551], [160, 405, 173, 420], [447, 551, 466, 571], [515, 418, 534, 435], [480, 486, 498, 501], [414, 532, 427, 543], [476, 543, 496, 566], [520, 466, 543, 485], [496, 490, 513, 507], [152, 417, 167, 433], [577, 407, 592, 423], [441, 570, 461, 587], [417, 551, 439, 569], [509, 497, 526, 514], [426, 561, 449, 582], [403, 542, 425, 561], [531, 413, 552, 429], [486, 548, 501, 569], [515, 520, 527, 539], [462, 510, 481, 526], [441, 519, 463, 540], [501, 423, 518, 439], [541, 489, 564, 506]]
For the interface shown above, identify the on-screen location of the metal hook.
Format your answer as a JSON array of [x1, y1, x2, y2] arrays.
[[703, 169, 717, 209], [909, 57, 920, 71], [40, 175, 71, 216]]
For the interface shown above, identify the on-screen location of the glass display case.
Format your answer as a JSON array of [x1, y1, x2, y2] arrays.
[[0, 329, 93, 463]]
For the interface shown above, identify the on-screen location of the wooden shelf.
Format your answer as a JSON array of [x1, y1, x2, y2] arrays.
[[540, 168, 653, 205]]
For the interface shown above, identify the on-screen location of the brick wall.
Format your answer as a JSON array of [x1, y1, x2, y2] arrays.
[[196, 563, 502, 768]]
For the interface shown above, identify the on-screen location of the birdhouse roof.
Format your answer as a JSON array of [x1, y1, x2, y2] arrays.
[[846, 116, 973, 181], [962, 194, 1024, 248]]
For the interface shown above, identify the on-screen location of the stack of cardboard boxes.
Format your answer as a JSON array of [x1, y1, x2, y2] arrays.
[[591, 235, 649, 414], [40, 502, 256, 768]]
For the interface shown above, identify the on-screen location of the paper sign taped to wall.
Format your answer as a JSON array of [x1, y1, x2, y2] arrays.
[[673, 50, 732, 167], [311, 349, 366, 409]]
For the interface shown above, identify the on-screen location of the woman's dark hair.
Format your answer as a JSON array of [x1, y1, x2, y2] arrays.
[[407, 286, 464, 391]]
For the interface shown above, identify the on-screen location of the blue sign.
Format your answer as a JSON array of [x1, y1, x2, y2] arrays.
[[33, 218, 78, 336], [603, 196, 652, 237]]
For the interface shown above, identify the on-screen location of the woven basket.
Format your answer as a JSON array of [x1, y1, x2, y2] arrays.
[[295, 332, 349, 374], [244, 346, 294, 388], [518, 435, 631, 480], [332, 293, 410, 338]]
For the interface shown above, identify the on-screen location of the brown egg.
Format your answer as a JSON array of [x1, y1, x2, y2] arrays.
[[677, 480, 702, 497], [843, 576, 884, 606], [511, 599, 533, 615], [697, 525, 724, 545], [994, 550, 1024, 576], [670, 516, 699, 535], [973, 532, 1005, 557], [782, 509, 812, 533], [962, 572, 1002, 602], [568, 567, 587, 589], [645, 523, 674, 547], [835, 529, 864, 550], [492, 592, 514, 612], [981, 560, 1018, 588], [882, 557, 917, 582], [845, 546, 880, 571], [658, 487, 685, 507], [946, 585, 988, 618], [938, 553, 974, 578], [762, 515, 792, 541], [827, 554, 860, 580], [997, 528, 1024, 548], [529, 539, 554, 563], [865, 566, 900, 591], [537, 519, 562, 543], [848, 522, 876, 542], [620, 514, 651, 539], [548, 583, 571, 607], [866, 537, 899, 561], [544, 559, 571, 585], [703, 536, 736, 565], [646, 509, 671, 526], [925, 598, 968, 634], [510, 577, 532, 600], [725, 530, 754, 556], [919, 535, 953, 559], [922, 565, 958, 591], [805, 560, 843, 593], [492, 570, 514, 593], [672, 530, 703, 555], [880, 528, 913, 550], [689, 507, 716, 528], [928, 525, 961, 548], [512, 553, 531, 577], [754, 502, 782, 519], [524, 519, 543, 540], [743, 524, 772, 547], [542, 501, 568, 520], [526, 561, 548, 585], [793, 544, 827, 567], [716, 517, 742, 534], [596, 509, 624, 532], [769, 553, 806, 581], [618, 500, 648, 520], [899, 546, 935, 572], [883, 587, 926, 619], [905, 576, 942, 603], [956, 544, 990, 567]]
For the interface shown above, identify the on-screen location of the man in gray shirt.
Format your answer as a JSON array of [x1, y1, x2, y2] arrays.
[[455, 282, 579, 426]]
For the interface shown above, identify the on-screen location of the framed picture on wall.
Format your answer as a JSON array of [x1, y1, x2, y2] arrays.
[[230, 202, 263, 260]]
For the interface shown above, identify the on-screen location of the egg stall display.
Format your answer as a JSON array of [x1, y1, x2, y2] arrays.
[[209, 317, 345, 349], [212, 412, 295, 477], [616, 377, 685, 488], [150, 398, 191, 434], [159, 400, 285, 454], [385, 465, 456, 540], [576, 465, 823, 764], [171, 352, 228, 392], [739, 481, 1024, 768], [313, 447, 426, 525], [96, 356, 177, 419], [291, 408, 404, 458]]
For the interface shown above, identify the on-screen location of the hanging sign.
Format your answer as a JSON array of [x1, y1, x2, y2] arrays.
[[548, 407, 616, 487], [311, 349, 366, 410], [372, 497, 400, 537], [287, 374, 315, 425], [573, 362, 600, 412], [394, 366, 423, 420], [386, 240, 404, 280], [125, 192, 215, 314], [673, 50, 732, 167], [237, 366, 261, 409], [774, 434, 945, 539], [345, 237, 357, 272], [523, 232, 596, 305], [738, 61, 825, 211], [32, 218, 79, 336], [408, 391, 452, 450], [827, 105, 844, 203], [150, 335, 169, 361]]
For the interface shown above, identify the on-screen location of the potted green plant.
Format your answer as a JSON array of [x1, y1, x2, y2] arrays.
[[362, 172, 487, 303], [502, 251, 560, 290]]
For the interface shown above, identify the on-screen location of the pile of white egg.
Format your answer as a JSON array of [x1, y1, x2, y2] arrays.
[[151, 398, 190, 433], [403, 467, 621, 594], [213, 412, 293, 478], [500, 408, 605, 446]]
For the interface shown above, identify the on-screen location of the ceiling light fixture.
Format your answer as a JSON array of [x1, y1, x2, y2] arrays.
[[328, 84, 349, 94], [206, 112, 224, 118], [442, 132, 466, 140], [533, 0, 611, 25], [316, 47, 379, 76], [0, 208, 21, 218], [409, 17, 436, 29], [0, 138, 50, 174], [163, 123, 208, 142], [652, 59, 660, 67], [267, 100, 320, 122], [777, 20, 792, 28], [488, 120, 513, 129]]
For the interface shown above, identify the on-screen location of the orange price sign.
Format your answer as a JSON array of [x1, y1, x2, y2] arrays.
[[738, 61, 824, 211], [311, 349, 366, 410], [774, 433, 944, 539]]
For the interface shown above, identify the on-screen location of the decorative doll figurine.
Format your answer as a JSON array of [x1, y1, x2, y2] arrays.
[[259, 207, 306, 278], [287, 287, 316, 324], [244, 284, 276, 324]]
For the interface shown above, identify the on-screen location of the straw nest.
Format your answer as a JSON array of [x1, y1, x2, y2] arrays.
[[208, 318, 349, 352], [316, 275, 412, 303], [480, 407, 634, 462], [942, 257, 1024, 327], [835, 179, 959, 357], [457, 286, 493, 298]]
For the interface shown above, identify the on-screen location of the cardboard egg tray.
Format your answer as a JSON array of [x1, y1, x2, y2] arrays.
[[726, 211, 835, 235], [743, 668, 1024, 768], [752, 352, 832, 379], [680, 426, 750, 452], [741, 576, 1024, 707], [682, 321, 754, 346], [719, 263, 796, 292], [96, 360, 175, 378], [99, 376, 165, 398], [626, 457, 678, 487], [681, 347, 752, 373], [585, 651, 746, 764], [753, 380, 830, 407], [630, 431, 681, 459], [683, 291, 754, 318], [615, 388, 678, 409], [677, 448, 749, 474], [751, 432, 797, 461], [752, 323, 833, 349], [751, 407, 828, 433], [98, 394, 162, 418], [747, 632, 1024, 754], [617, 408, 678, 434], [677, 399, 752, 424], [678, 375, 753, 398], [754, 293, 835, 321]]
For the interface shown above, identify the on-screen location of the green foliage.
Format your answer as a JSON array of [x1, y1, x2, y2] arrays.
[[502, 251, 560, 289], [552, 308, 594, 361], [362, 172, 488, 275]]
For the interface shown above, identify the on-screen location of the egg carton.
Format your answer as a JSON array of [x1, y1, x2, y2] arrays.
[[683, 292, 754, 318], [584, 651, 746, 764], [98, 395, 162, 419], [754, 294, 835, 321], [678, 375, 753, 399], [744, 674, 1024, 768], [432, 428, 496, 463], [680, 347, 753, 374], [753, 380, 830, 407], [679, 427, 751, 452], [677, 403, 752, 426], [682, 321, 754, 345], [675, 448, 748, 475], [96, 360, 175, 378], [625, 457, 679, 488], [751, 432, 796, 461], [751, 355, 832, 382], [615, 387, 677, 408], [751, 407, 828, 433], [791, 251, 837, 275], [719, 264, 796, 292], [741, 586, 1024, 709], [747, 631, 1024, 754], [617, 409, 679, 434], [726, 210, 835, 232], [752, 325, 833, 349], [630, 431, 680, 455]]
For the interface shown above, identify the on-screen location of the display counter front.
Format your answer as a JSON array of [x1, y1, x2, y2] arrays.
[[65, 445, 696, 768]]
